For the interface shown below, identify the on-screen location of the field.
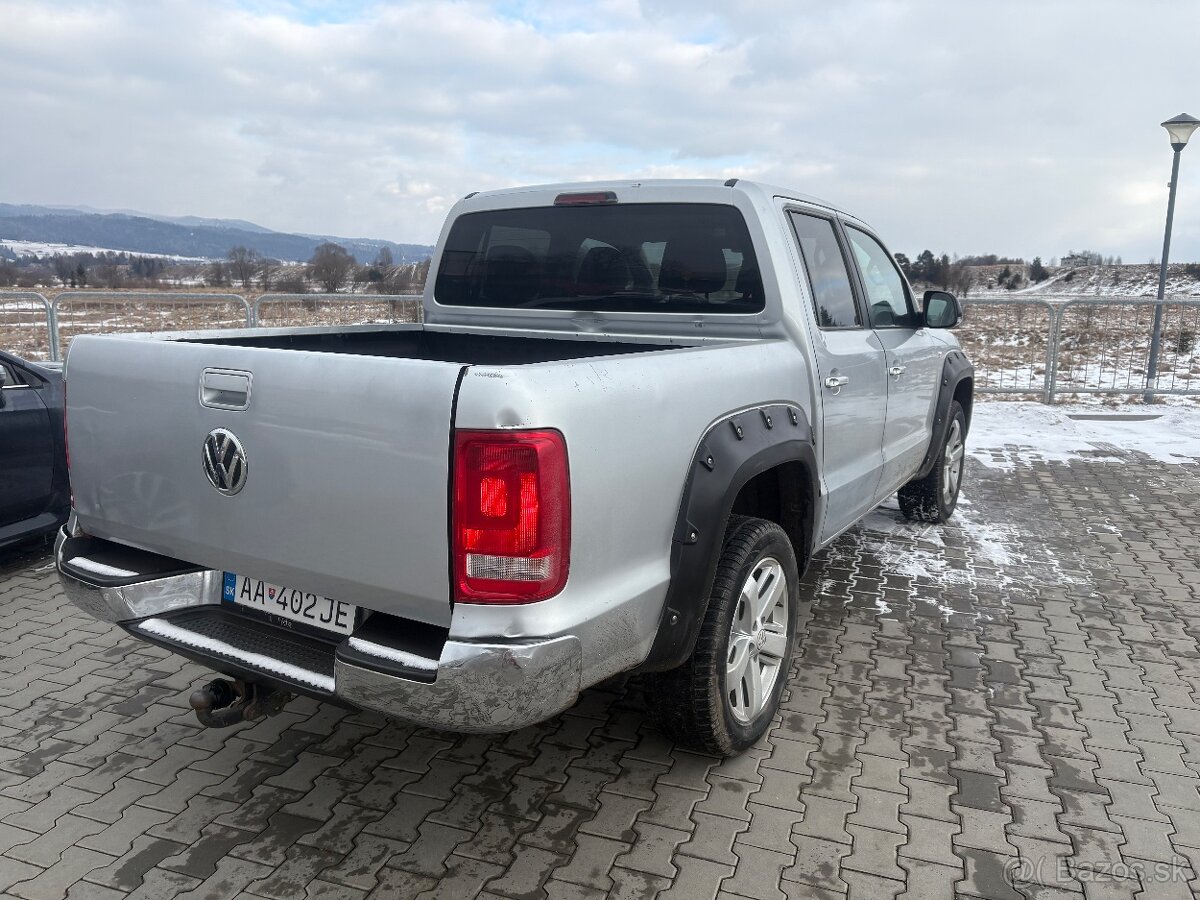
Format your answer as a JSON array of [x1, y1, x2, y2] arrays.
[[962, 297, 1200, 399], [3, 290, 1198, 402], [0, 292, 421, 361]]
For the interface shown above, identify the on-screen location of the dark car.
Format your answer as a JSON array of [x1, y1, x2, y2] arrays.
[[0, 350, 69, 549]]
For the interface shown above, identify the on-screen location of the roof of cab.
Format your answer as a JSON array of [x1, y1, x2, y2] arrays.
[[459, 178, 848, 217]]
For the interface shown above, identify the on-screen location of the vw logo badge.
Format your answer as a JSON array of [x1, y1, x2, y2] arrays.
[[202, 428, 248, 495]]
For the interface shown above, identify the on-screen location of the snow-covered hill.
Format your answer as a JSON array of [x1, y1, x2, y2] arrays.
[[972, 263, 1200, 297]]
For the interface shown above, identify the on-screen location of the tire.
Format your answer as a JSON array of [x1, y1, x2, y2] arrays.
[[898, 400, 966, 523], [643, 516, 799, 756]]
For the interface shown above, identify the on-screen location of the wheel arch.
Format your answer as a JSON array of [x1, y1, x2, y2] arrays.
[[636, 404, 818, 674], [914, 349, 974, 481]]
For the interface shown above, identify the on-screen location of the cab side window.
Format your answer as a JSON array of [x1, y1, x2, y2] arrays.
[[788, 212, 860, 329], [845, 226, 918, 328]]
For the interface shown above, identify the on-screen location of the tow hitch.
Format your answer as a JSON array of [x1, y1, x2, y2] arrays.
[[188, 678, 292, 727]]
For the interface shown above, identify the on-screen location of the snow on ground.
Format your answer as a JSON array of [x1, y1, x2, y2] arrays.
[[968, 400, 1200, 469], [0, 239, 209, 262], [815, 400, 1192, 622]]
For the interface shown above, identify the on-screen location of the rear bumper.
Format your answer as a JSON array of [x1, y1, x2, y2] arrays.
[[335, 637, 581, 732], [55, 527, 582, 732]]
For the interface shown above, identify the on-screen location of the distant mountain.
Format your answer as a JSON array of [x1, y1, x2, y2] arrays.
[[29, 204, 276, 234], [0, 203, 433, 263]]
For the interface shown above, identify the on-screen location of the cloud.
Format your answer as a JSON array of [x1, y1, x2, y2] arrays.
[[0, 0, 1198, 260]]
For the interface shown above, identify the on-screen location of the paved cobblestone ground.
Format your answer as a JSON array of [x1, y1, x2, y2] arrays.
[[1, 440, 1198, 899]]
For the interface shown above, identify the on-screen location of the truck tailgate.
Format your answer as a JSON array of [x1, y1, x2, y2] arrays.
[[65, 334, 461, 627]]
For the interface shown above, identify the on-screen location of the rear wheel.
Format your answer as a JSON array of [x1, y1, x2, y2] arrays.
[[898, 401, 966, 523], [644, 516, 799, 756]]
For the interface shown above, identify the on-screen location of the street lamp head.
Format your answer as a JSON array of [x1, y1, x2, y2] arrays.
[[1162, 113, 1200, 150]]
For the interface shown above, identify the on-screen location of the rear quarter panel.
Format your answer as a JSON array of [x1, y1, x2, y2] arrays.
[[450, 337, 811, 683]]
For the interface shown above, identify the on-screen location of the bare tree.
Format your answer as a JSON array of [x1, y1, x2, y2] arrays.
[[258, 257, 280, 291], [97, 263, 123, 289], [370, 246, 399, 293], [949, 263, 975, 298], [204, 261, 230, 287], [307, 242, 356, 293], [227, 246, 262, 290], [53, 256, 74, 287]]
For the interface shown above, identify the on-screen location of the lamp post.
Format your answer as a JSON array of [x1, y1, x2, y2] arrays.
[[1144, 112, 1200, 402]]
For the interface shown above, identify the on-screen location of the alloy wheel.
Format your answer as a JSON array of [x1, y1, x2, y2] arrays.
[[725, 556, 789, 725]]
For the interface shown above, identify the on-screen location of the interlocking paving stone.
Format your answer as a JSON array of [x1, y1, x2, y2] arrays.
[[7, 846, 114, 900], [550, 834, 629, 891], [2, 441, 1200, 897]]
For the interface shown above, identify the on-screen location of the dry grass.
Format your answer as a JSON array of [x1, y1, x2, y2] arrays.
[[959, 299, 1200, 399], [4, 291, 1197, 402], [1, 292, 421, 361]]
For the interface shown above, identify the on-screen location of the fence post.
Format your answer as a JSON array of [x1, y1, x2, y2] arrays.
[[1045, 304, 1062, 404], [46, 295, 61, 362], [236, 294, 251, 328], [248, 295, 258, 328]]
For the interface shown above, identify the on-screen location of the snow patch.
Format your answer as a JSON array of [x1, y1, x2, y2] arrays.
[[67, 557, 136, 578], [0, 238, 209, 262], [968, 402, 1200, 470], [137, 617, 335, 691], [348, 637, 438, 671]]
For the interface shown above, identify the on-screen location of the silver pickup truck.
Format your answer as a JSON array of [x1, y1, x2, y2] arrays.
[[56, 180, 973, 755]]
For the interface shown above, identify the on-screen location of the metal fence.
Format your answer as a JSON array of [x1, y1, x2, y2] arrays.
[[1052, 298, 1200, 398], [0, 292, 57, 361], [52, 292, 252, 360], [958, 296, 1200, 401], [3, 290, 1198, 402], [959, 299, 1056, 399], [0, 291, 422, 362]]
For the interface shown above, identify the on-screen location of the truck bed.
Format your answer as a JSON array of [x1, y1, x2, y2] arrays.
[[184, 326, 679, 365]]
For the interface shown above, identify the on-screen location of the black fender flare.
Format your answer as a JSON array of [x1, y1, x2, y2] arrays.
[[637, 404, 818, 673], [915, 349, 974, 480]]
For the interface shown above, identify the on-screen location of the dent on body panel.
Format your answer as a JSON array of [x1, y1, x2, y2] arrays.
[[95, 471, 193, 533], [336, 639, 582, 732], [464, 369, 537, 429], [575, 579, 665, 684]]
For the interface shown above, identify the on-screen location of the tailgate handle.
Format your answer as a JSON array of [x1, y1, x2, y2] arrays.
[[200, 369, 252, 410]]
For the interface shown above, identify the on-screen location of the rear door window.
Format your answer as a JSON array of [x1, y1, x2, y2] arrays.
[[434, 203, 764, 314], [788, 212, 861, 328]]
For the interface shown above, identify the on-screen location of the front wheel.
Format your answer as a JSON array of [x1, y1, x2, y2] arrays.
[[643, 516, 799, 756], [898, 400, 966, 523]]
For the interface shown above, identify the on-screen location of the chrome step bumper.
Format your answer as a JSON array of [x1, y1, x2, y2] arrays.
[[55, 525, 582, 731]]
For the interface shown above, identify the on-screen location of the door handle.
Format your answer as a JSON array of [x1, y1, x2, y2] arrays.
[[824, 375, 850, 392], [889, 365, 906, 378], [200, 369, 252, 410]]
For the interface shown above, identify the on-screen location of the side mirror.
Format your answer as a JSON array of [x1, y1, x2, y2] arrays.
[[923, 290, 961, 328]]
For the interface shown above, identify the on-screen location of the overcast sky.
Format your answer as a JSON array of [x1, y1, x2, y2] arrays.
[[2, 0, 1199, 260]]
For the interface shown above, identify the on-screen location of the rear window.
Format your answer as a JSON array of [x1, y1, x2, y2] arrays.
[[434, 203, 764, 314]]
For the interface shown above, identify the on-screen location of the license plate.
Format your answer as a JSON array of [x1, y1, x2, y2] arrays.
[[223, 573, 356, 636]]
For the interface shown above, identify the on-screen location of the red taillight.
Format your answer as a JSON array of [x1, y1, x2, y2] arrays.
[[63, 380, 72, 506], [453, 429, 570, 603]]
